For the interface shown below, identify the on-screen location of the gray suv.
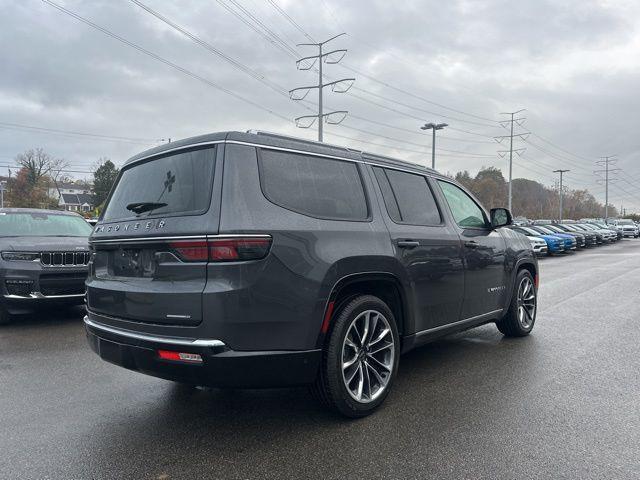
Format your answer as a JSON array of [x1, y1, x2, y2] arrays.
[[0, 208, 92, 324], [85, 131, 538, 417]]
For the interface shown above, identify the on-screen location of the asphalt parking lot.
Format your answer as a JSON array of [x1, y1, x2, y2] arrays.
[[1, 240, 639, 480]]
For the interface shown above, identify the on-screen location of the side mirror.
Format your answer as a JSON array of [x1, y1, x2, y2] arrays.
[[490, 208, 512, 228]]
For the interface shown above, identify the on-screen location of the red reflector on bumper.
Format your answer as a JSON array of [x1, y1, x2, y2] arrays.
[[157, 350, 203, 363]]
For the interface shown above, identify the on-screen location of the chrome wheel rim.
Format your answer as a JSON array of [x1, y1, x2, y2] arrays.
[[341, 310, 395, 403], [517, 276, 536, 329]]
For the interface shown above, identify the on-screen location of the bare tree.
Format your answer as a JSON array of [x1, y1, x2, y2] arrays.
[[15, 148, 68, 188]]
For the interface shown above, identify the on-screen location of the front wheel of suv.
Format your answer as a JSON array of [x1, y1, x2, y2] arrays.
[[312, 295, 400, 418], [496, 269, 537, 337]]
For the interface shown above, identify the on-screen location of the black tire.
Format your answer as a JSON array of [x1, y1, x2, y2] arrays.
[[496, 269, 537, 337], [311, 295, 400, 418]]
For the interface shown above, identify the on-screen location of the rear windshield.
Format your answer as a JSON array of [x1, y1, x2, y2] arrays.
[[103, 147, 216, 222], [0, 212, 92, 236]]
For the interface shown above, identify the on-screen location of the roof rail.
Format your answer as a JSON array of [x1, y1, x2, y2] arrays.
[[362, 151, 435, 173], [246, 129, 354, 153], [246, 129, 436, 173]]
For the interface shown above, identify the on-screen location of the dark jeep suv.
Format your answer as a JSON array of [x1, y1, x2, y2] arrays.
[[0, 208, 92, 324], [85, 131, 538, 417]]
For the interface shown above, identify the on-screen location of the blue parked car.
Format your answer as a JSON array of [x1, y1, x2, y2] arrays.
[[529, 226, 577, 251], [512, 226, 565, 254]]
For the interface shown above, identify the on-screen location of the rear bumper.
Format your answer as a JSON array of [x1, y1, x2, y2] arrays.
[[84, 317, 321, 388]]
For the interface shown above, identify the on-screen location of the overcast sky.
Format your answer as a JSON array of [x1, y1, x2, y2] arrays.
[[1, 0, 639, 210]]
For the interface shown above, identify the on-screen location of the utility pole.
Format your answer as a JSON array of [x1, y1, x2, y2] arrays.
[[290, 33, 354, 141], [594, 156, 619, 220], [420, 123, 448, 170], [553, 169, 570, 222], [495, 110, 529, 212], [0, 181, 5, 208]]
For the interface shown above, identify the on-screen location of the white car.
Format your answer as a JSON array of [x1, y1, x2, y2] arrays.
[[528, 236, 548, 255], [616, 220, 639, 238]]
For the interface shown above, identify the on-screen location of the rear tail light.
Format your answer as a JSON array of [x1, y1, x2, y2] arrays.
[[168, 237, 272, 263]]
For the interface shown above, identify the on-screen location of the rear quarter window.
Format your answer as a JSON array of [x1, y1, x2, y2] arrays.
[[102, 146, 216, 222], [257, 149, 369, 221]]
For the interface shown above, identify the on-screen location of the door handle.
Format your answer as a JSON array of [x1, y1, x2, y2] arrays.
[[465, 240, 479, 249], [397, 240, 420, 249]]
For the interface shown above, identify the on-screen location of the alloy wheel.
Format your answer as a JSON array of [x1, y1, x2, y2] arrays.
[[517, 276, 536, 329], [341, 310, 395, 403]]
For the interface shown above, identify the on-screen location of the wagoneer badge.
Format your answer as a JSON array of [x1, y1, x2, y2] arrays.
[[94, 219, 166, 234]]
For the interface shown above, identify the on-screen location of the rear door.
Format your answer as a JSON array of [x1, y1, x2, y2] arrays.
[[87, 144, 222, 326], [435, 179, 508, 320], [371, 166, 464, 332]]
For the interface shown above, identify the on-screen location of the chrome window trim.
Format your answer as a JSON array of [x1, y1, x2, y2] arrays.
[[84, 317, 226, 347]]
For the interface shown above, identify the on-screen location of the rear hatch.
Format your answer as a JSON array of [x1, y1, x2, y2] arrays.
[[87, 144, 220, 326]]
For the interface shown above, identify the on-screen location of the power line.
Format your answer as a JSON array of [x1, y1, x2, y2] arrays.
[[0, 121, 156, 145], [339, 124, 496, 157], [253, 0, 503, 137], [529, 131, 592, 162], [338, 64, 501, 126], [130, 0, 292, 98], [43, 0, 293, 123], [266, 0, 315, 42], [264, 1, 501, 125]]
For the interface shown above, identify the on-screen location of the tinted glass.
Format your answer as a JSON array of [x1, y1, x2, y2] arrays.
[[373, 168, 441, 225], [0, 212, 92, 236], [437, 181, 487, 228], [103, 147, 216, 221], [259, 149, 368, 221]]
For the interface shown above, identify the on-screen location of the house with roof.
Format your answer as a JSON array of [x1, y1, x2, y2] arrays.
[[59, 192, 94, 212], [47, 181, 95, 212]]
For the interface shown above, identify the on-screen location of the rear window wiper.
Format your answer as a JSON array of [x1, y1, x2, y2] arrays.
[[126, 202, 168, 214]]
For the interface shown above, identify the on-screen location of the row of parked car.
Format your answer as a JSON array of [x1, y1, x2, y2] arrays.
[[509, 219, 639, 256]]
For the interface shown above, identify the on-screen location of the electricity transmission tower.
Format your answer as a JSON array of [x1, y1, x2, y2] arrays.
[[553, 169, 570, 221], [289, 33, 355, 141], [495, 109, 529, 211], [594, 155, 620, 219]]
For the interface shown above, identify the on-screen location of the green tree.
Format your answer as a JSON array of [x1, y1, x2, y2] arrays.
[[93, 158, 119, 208]]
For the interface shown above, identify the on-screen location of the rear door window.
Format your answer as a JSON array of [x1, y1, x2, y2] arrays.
[[373, 167, 441, 225], [258, 149, 368, 221], [102, 147, 216, 221]]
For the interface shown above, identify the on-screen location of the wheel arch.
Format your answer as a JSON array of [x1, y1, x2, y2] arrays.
[[316, 272, 411, 348]]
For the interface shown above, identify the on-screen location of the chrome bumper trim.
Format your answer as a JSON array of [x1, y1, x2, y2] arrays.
[[84, 317, 226, 348]]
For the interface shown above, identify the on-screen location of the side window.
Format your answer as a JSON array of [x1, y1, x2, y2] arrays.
[[437, 181, 487, 228], [258, 149, 368, 221], [373, 167, 441, 225]]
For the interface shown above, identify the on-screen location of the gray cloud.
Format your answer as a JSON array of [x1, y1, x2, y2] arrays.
[[1, 0, 639, 208]]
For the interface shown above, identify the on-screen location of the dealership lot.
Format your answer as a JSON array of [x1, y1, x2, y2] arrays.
[[1, 241, 639, 480]]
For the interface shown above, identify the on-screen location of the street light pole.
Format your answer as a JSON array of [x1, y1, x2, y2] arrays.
[[420, 122, 448, 170]]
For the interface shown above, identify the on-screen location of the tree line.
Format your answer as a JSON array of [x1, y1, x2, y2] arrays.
[[2, 148, 119, 214], [454, 167, 616, 220]]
